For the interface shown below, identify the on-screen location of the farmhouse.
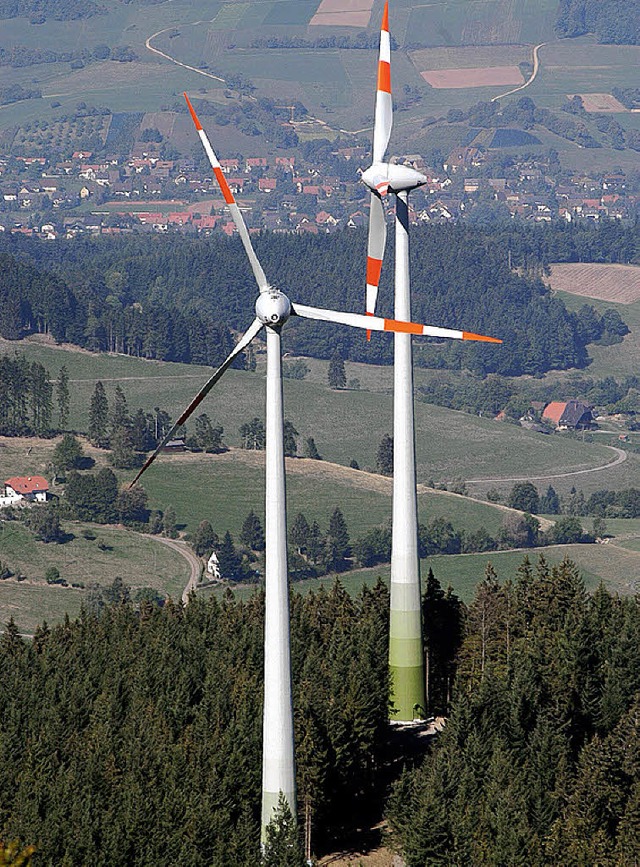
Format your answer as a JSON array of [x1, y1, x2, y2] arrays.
[[2, 475, 49, 505], [542, 401, 594, 430]]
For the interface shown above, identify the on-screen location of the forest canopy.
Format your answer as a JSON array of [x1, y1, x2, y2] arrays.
[[0, 221, 633, 377]]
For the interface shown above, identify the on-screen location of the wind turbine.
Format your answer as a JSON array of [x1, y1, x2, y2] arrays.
[[361, 2, 501, 723], [131, 92, 500, 842]]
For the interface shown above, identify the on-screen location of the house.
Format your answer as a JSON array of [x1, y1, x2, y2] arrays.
[[3, 476, 49, 504], [542, 400, 594, 430]]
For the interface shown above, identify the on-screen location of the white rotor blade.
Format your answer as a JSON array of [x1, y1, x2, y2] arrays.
[[373, 1, 392, 163], [292, 304, 502, 343], [365, 191, 387, 337], [130, 318, 264, 486], [185, 93, 270, 293]]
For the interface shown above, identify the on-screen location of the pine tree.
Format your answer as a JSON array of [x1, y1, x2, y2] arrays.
[[52, 433, 85, 473], [56, 364, 70, 430], [163, 505, 178, 538], [110, 384, 130, 437], [240, 510, 265, 551], [190, 520, 219, 557], [262, 793, 305, 867], [324, 507, 350, 571], [218, 530, 244, 581], [283, 419, 299, 458], [289, 513, 310, 555], [327, 351, 346, 389], [303, 437, 321, 460], [376, 434, 393, 476], [88, 381, 109, 447]]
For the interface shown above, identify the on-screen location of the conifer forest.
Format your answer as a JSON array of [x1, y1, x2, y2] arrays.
[[0, 558, 638, 865]]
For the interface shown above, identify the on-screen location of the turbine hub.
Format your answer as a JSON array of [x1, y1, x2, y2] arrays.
[[361, 162, 427, 195], [255, 289, 291, 327]]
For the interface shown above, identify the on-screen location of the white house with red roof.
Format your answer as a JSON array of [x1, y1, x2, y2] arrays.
[[2, 476, 49, 505]]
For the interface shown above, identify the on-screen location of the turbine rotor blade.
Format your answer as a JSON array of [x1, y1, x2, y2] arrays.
[[373, 1, 392, 164], [184, 93, 270, 293], [292, 303, 502, 343], [365, 191, 387, 339], [129, 318, 264, 487]]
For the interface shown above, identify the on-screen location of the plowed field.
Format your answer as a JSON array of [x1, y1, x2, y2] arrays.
[[548, 263, 640, 304]]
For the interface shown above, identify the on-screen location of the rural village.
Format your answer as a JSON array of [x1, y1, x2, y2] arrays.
[[1, 137, 638, 239]]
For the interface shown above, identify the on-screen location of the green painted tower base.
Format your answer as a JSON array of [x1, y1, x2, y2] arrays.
[[389, 608, 426, 722]]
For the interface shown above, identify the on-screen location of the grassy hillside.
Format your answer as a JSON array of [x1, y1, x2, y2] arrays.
[[0, 335, 624, 489]]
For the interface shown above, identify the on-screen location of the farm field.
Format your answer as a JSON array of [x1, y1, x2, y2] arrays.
[[0, 0, 638, 159], [548, 263, 640, 305], [552, 279, 640, 380]]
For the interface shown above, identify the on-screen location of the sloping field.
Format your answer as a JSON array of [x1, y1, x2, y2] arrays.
[[411, 44, 530, 71], [310, 0, 374, 27], [548, 263, 640, 304], [422, 66, 523, 88], [577, 93, 628, 113]]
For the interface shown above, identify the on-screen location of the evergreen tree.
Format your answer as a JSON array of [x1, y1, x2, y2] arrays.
[[218, 530, 244, 581], [108, 427, 138, 470], [376, 434, 393, 476], [240, 510, 265, 551], [262, 793, 306, 867], [303, 437, 321, 460], [324, 507, 350, 572], [52, 433, 85, 473], [190, 520, 219, 557], [283, 419, 299, 458], [88, 381, 109, 447], [508, 481, 540, 513], [289, 512, 310, 555], [163, 505, 178, 538], [327, 352, 346, 389], [56, 364, 70, 430], [540, 485, 560, 514], [110, 384, 130, 437]]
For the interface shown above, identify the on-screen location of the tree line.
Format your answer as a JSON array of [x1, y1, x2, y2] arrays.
[[388, 556, 640, 864], [0, 221, 632, 376]]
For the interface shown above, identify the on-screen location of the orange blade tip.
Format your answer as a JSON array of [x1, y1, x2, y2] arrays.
[[366, 329, 372, 341], [184, 92, 203, 131], [462, 331, 502, 344], [382, 1, 389, 31]]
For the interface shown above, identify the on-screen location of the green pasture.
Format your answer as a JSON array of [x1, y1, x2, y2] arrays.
[[0, 581, 82, 636], [0, 337, 626, 489], [553, 291, 640, 380], [206, 539, 638, 606], [128, 449, 513, 536], [265, 1, 317, 27], [0, 519, 188, 596], [528, 41, 640, 108], [0, 519, 189, 632]]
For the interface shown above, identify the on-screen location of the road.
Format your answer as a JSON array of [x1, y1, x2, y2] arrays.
[[466, 445, 627, 485], [151, 536, 202, 604], [492, 42, 545, 103]]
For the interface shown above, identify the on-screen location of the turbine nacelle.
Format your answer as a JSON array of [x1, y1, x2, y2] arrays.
[[255, 289, 291, 326], [361, 162, 427, 197]]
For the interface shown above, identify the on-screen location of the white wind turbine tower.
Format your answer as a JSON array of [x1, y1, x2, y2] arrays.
[[131, 92, 500, 844], [361, 2, 501, 723]]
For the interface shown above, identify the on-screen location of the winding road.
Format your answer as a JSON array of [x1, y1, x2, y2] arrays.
[[151, 536, 202, 604], [465, 445, 627, 485], [492, 42, 545, 103]]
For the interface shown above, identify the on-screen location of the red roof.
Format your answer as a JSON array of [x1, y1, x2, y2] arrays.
[[5, 475, 49, 494], [542, 402, 567, 425]]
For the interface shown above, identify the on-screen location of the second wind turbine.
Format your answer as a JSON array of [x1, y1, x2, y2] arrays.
[[361, 1, 502, 722]]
